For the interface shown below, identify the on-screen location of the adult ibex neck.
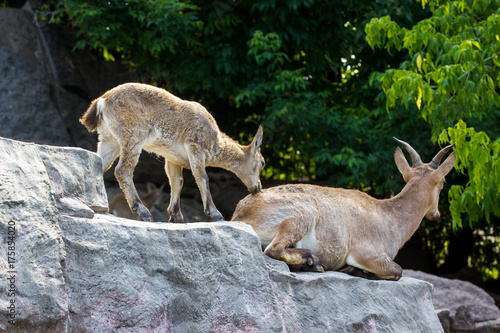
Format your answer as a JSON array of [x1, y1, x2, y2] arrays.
[[382, 180, 431, 249]]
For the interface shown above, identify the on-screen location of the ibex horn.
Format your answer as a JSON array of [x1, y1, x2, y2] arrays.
[[430, 143, 456, 169], [393, 137, 423, 167]]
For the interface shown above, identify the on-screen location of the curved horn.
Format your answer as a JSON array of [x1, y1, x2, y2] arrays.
[[393, 137, 423, 167], [430, 143, 456, 169]]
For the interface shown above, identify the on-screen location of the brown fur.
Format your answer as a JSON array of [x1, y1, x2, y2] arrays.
[[80, 83, 265, 222], [109, 183, 165, 220], [232, 140, 456, 280], [80, 100, 100, 132]]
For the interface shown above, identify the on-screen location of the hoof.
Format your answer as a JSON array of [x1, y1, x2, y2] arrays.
[[133, 203, 153, 222], [290, 252, 324, 273], [306, 256, 325, 272], [139, 211, 153, 222], [167, 205, 184, 223], [210, 212, 224, 222], [168, 215, 184, 223]]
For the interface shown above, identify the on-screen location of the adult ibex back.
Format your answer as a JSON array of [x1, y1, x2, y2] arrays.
[[232, 138, 455, 280], [80, 83, 265, 222]]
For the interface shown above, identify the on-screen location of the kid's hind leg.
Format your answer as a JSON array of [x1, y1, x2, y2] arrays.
[[264, 218, 324, 272], [165, 161, 184, 223], [97, 134, 120, 172], [114, 139, 152, 222]]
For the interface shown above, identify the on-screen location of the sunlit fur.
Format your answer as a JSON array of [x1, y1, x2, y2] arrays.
[[232, 141, 455, 280], [80, 83, 265, 222]]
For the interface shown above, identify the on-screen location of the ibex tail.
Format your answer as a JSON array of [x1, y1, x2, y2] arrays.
[[79, 99, 102, 132]]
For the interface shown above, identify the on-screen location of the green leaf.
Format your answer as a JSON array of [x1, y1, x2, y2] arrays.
[[417, 53, 423, 72]]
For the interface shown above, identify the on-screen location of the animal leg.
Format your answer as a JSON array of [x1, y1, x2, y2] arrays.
[[186, 143, 224, 222], [97, 135, 120, 172], [264, 218, 324, 272], [339, 266, 382, 280], [165, 161, 184, 223], [114, 142, 152, 222], [344, 252, 403, 281]]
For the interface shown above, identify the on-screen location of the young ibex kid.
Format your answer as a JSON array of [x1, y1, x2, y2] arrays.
[[232, 138, 455, 280], [80, 83, 265, 222]]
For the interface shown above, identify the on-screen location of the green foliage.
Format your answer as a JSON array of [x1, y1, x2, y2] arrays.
[[46, 0, 203, 64], [440, 120, 500, 228], [472, 225, 500, 279], [366, 0, 500, 230]]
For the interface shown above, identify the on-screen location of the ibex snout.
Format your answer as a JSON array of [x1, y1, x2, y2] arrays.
[[425, 210, 440, 221], [249, 181, 262, 194]]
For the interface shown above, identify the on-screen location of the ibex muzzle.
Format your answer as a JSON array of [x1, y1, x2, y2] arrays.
[[80, 83, 265, 222], [232, 138, 456, 280]]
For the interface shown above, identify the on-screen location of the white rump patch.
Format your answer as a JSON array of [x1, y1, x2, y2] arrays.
[[97, 98, 106, 113]]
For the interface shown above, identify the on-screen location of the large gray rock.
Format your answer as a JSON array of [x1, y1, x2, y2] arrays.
[[0, 8, 70, 146], [404, 270, 500, 333], [0, 6, 136, 149], [0, 137, 444, 332], [0, 137, 106, 332]]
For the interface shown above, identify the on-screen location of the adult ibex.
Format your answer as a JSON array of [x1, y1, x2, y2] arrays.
[[232, 138, 455, 280], [80, 83, 265, 222]]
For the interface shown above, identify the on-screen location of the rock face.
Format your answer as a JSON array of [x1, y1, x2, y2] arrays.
[[0, 136, 444, 332], [0, 6, 136, 149], [404, 270, 500, 333]]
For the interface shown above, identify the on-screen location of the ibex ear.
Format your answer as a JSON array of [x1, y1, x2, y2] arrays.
[[146, 182, 156, 192], [394, 147, 413, 182], [250, 125, 263, 154], [434, 151, 456, 179]]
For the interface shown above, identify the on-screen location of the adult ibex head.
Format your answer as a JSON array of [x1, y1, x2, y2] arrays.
[[232, 138, 456, 280], [80, 83, 265, 222], [393, 137, 456, 221]]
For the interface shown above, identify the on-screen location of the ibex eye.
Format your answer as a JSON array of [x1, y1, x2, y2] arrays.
[[261, 161, 265, 167]]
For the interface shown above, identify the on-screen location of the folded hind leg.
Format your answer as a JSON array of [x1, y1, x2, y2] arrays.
[[340, 266, 381, 280], [264, 218, 324, 272], [344, 251, 403, 281]]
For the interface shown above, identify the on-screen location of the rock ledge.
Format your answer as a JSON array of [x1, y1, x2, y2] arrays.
[[0, 137, 443, 332]]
